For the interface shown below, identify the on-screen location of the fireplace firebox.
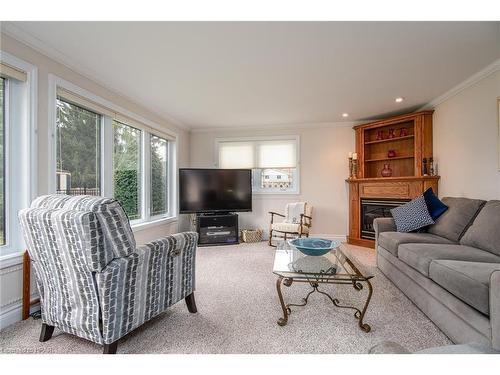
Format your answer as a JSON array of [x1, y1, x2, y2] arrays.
[[360, 198, 409, 240]]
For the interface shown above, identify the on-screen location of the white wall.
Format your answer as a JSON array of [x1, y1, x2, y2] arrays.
[[189, 125, 355, 238], [0, 33, 191, 329], [433, 69, 500, 200]]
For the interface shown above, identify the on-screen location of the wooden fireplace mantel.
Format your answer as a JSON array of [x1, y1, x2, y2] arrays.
[[347, 110, 440, 248], [346, 176, 440, 248]]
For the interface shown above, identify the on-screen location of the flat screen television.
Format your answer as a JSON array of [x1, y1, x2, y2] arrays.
[[179, 168, 252, 213]]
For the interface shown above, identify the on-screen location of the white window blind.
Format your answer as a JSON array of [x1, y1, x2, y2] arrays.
[[257, 140, 297, 168], [0, 62, 27, 82], [218, 141, 255, 169], [218, 139, 298, 169]]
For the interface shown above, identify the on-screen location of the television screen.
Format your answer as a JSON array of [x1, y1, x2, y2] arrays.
[[179, 169, 252, 213]]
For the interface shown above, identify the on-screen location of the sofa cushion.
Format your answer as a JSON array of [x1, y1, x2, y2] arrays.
[[378, 231, 455, 257], [460, 200, 500, 257], [428, 197, 486, 242], [390, 195, 435, 232], [398, 243, 500, 277], [429, 260, 500, 315]]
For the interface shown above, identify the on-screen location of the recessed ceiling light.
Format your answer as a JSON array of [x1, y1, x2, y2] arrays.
[[342, 113, 349, 118], [395, 97, 404, 103]]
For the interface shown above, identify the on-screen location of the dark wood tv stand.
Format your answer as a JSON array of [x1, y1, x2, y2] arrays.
[[196, 213, 239, 246]]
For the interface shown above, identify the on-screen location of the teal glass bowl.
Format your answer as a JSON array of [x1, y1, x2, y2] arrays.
[[288, 238, 340, 256]]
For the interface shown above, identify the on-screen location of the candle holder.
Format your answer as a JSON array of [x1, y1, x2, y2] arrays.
[[352, 159, 358, 179]]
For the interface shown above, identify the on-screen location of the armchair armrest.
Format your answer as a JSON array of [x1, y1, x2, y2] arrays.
[[269, 211, 285, 224], [96, 231, 198, 344], [300, 213, 313, 227], [491, 269, 500, 351]]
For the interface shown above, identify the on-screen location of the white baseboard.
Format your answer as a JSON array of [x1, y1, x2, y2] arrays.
[[312, 234, 347, 242], [0, 300, 40, 331]]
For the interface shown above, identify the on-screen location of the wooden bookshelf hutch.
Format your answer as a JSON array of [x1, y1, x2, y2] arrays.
[[346, 110, 440, 248]]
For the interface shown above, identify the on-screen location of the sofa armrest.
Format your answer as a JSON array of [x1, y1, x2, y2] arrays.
[[373, 217, 396, 234], [373, 217, 396, 247], [491, 269, 500, 351]]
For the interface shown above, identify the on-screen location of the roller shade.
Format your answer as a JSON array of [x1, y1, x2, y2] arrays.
[[0, 62, 27, 82], [218, 141, 255, 169], [57, 87, 115, 118], [218, 138, 298, 169], [257, 140, 297, 168]]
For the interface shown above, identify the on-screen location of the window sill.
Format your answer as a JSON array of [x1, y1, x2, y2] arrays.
[[252, 191, 301, 196], [0, 251, 25, 269], [131, 216, 178, 232]]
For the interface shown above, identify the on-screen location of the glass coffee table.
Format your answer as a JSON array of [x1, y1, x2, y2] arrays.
[[273, 240, 374, 332]]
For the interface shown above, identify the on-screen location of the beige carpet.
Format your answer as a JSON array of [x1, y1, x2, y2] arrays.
[[0, 242, 451, 354]]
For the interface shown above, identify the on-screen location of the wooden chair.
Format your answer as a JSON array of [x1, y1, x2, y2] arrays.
[[268, 202, 313, 247]]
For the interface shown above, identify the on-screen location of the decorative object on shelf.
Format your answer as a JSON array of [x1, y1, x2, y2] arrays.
[[422, 158, 428, 176], [399, 128, 408, 137], [376, 130, 384, 140], [348, 152, 353, 178], [388, 128, 396, 138], [429, 157, 435, 176], [288, 237, 339, 256], [381, 163, 393, 177], [241, 229, 263, 243], [387, 150, 396, 158], [352, 153, 358, 178]]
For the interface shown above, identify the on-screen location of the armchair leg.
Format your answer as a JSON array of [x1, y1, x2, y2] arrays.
[[269, 229, 273, 246], [39, 323, 55, 342], [185, 292, 197, 313], [103, 341, 118, 354]]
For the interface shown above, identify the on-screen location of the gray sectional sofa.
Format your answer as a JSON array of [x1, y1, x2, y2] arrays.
[[374, 198, 500, 350]]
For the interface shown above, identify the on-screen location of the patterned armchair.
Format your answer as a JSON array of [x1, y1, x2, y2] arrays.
[[18, 194, 198, 354], [268, 202, 313, 247]]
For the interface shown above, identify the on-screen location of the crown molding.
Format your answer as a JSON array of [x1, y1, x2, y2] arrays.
[[419, 57, 500, 110], [1, 23, 191, 131], [190, 120, 362, 133]]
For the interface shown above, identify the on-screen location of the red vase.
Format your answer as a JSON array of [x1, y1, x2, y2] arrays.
[[387, 150, 396, 158], [388, 129, 396, 138], [376, 130, 384, 140], [399, 128, 408, 137], [381, 163, 393, 177]]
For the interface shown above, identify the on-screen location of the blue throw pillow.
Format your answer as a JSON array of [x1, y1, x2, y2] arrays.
[[391, 195, 435, 233], [423, 187, 448, 220]]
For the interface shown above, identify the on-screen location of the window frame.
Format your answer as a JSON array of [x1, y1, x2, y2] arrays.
[[215, 135, 300, 195], [48, 75, 178, 230], [112, 120, 143, 222], [0, 51, 37, 261]]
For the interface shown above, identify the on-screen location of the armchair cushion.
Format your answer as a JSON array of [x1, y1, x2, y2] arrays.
[[284, 202, 312, 226], [271, 222, 309, 234]]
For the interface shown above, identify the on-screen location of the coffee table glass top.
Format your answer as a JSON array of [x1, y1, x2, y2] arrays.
[[272, 240, 373, 281]]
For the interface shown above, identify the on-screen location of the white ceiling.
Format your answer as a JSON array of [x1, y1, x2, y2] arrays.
[[3, 22, 500, 129]]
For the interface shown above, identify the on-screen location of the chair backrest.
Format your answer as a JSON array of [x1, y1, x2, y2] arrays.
[[18, 194, 137, 343], [284, 202, 313, 226], [30, 195, 137, 266], [19, 206, 105, 342]]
